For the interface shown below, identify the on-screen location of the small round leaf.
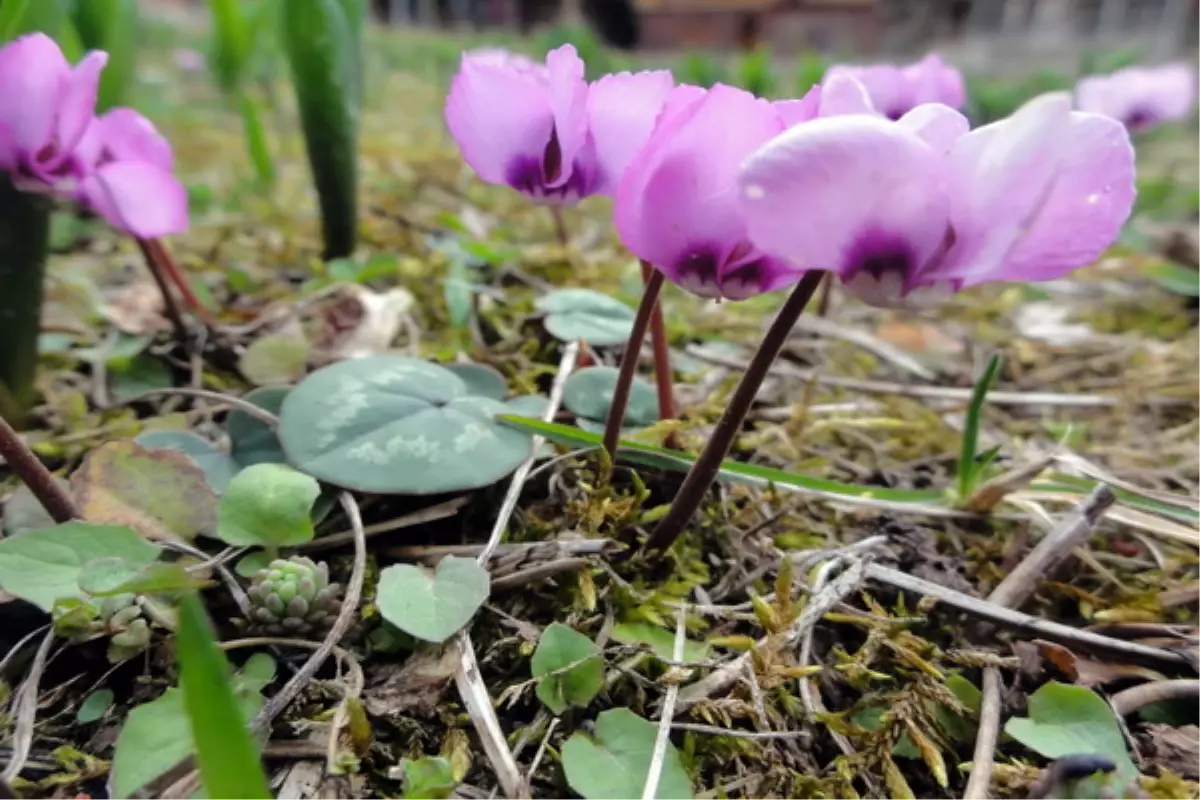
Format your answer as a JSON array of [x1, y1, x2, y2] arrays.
[[377, 556, 490, 643], [277, 355, 543, 494], [563, 366, 659, 427], [217, 463, 320, 549], [536, 289, 635, 346]]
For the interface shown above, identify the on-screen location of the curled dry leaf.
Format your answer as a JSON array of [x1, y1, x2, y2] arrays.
[[1137, 724, 1200, 780], [70, 440, 218, 542], [1030, 639, 1168, 688], [105, 281, 169, 335], [362, 645, 459, 718], [310, 284, 415, 364]]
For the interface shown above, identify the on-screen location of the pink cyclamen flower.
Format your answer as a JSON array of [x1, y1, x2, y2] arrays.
[[74, 108, 189, 238], [445, 44, 674, 204], [614, 75, 873, 301], [1075, 63, 1196, 132], [737, 92, 1135, 307], [826, 53, 965, 120], [0, 33, 107, 189]]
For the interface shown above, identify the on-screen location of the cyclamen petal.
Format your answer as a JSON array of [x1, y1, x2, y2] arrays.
[[97, 108, 175, 171], [81, 161, 189, 238], [444, 45, 673, 205], [737, 93, 1135, 307], [1075, 63, 1196, 131], [0, 34, 71, 155], [827, 53, 965, 119]]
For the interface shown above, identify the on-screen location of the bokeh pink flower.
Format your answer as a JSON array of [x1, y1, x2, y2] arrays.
[[614, 75, 873, 301], [445, 44, 673, 204], [738, 93, 1135, 307], [0, 33, 187, 238], [1075, 63, 1196, 132], [826, 53, 965, 119]]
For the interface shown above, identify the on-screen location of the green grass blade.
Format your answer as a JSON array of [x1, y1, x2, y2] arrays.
[[239, 92, 276, 189], [957, 354, 1003, 499], [497, 415, 945, 504], [0, 0, 32, 41], [280, 0, 360, 259], [176, 593, 271, 800], [91, 0, 139, 110], [209, 0, 251, 94]]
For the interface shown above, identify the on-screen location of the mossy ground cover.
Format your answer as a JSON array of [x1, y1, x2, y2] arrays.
[[2, 9, 1198, 800]]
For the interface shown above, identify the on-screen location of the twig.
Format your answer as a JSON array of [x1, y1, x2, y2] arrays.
[[1, 629, 55, 783], [478, 341, 578, 566], [964, 668, 1005, 800], [299, 497, 468, 554], [684, 344, 1193, 408], [675, 554, 868, 714], [1110, 679, 1200, 717], [0, 625, 50, 678], [643, 604, 687, 800], [120, 387, 281, 425], [0, 415, 79, 523], [865, 563, 1185, 668], [523, 717, 558, 793], [668, 722, 808, 741], [455, 631, 525, 798], [796, 559, 858, 759], [791, 314, 935, 380]]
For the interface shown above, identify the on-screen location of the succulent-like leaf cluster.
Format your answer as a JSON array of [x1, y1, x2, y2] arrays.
[[245, 556, 342, 635], [53, 593, 151, 663]]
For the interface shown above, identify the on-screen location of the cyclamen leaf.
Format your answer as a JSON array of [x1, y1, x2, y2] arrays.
[[1003, 682, 1137, 780], [562, 708, 692, 799], [217, 463, 320, 549], [531, 623, 604, 714], [376, 556, 489, 643]]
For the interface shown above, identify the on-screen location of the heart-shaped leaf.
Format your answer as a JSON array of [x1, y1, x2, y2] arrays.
[[0, 522, 161, 612], [562, 708, 692, 799], [217, 463, 321, 549], [277, 355, 544, 494], [227, 386, 290, 468], [563, 366, 659, 428], [239, 334, 310, 386], [135, 430, 239, 494], [70, 440, 218, 542], [531, 622, 604, 714], [376, 556, 489, 643], [536, 289, 635, 346], [1004, 682, 1137, 779], [443, 362, 507, 401]]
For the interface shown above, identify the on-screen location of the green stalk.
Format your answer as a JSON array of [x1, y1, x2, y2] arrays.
[[0, 177, 51, 426], [280, 0, 362, 260]]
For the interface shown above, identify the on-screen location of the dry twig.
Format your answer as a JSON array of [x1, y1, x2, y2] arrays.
[[643, 605, 687, 800]]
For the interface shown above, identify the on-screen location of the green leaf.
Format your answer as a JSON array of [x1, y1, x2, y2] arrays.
[[531, 623, 604, 714], [536, 289, 636, 346], [563, 366, 658, 427], [278, 355, 546, 494], [957, 354, 1002, 499], [0, 0, 32, 41], [70, 439, 218, 542], [176, 593, 271, 799], [376, 556, 489, 643], [76, 0, 139, 110], [209, 0, 252, 93], [239, 334, 309, 386], [77, 688, 114, 724], [79, 559, 207, 598], [0, 522, 160, 612], [400, 756, 457, 800], [238, 91, 276, 189], [1144, 262, 1200, 297], [562, 708, 692, 799], [109, 353, 173, 403], [497, 415, 943, 504], [610, 622, 709, 663], [135, 430, 240, 495], [443, 362, 507, 401], [1003, 682, 1136, 780], [280, 0, 361, 259], [217, 463, 320, 549], [110, 666, 266, 797], [227, 386, 290, 468]]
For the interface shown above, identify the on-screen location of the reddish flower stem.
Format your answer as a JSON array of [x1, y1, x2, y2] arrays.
[[136, 238, 202, 311], [601, 268, 665, 460], [0, 414, 79, 524], [135, 238, 189, 345], [643, 270, 826, 557], [549, 206, 569, 248], [640, 260, 676, 425]]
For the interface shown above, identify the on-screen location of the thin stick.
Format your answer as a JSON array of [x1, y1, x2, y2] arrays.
[[478, 341, 579, 566], [601, 270, 665, 460], [643, 604, 686, 800], [0, 415, 78, 523], [640, 260, 676, 424], [1, 629, 55, 783], [120, 387, 281, 425], [645, 271, 825, 555], [455, 630, 525, 798], [1110, 679, 1200, 717], [964, 668, 1004, 800]]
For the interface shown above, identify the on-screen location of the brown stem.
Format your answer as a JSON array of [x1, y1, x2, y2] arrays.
[[135, 238, 190, 345], [814, 271, 835, 318], [643, 271, 825, 556], [549, 206, 569, 248], [0, 414, 79, 523], [601, 269, 666, 460], [137, 238, 202, 312], [640, 260, 676, 424]]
